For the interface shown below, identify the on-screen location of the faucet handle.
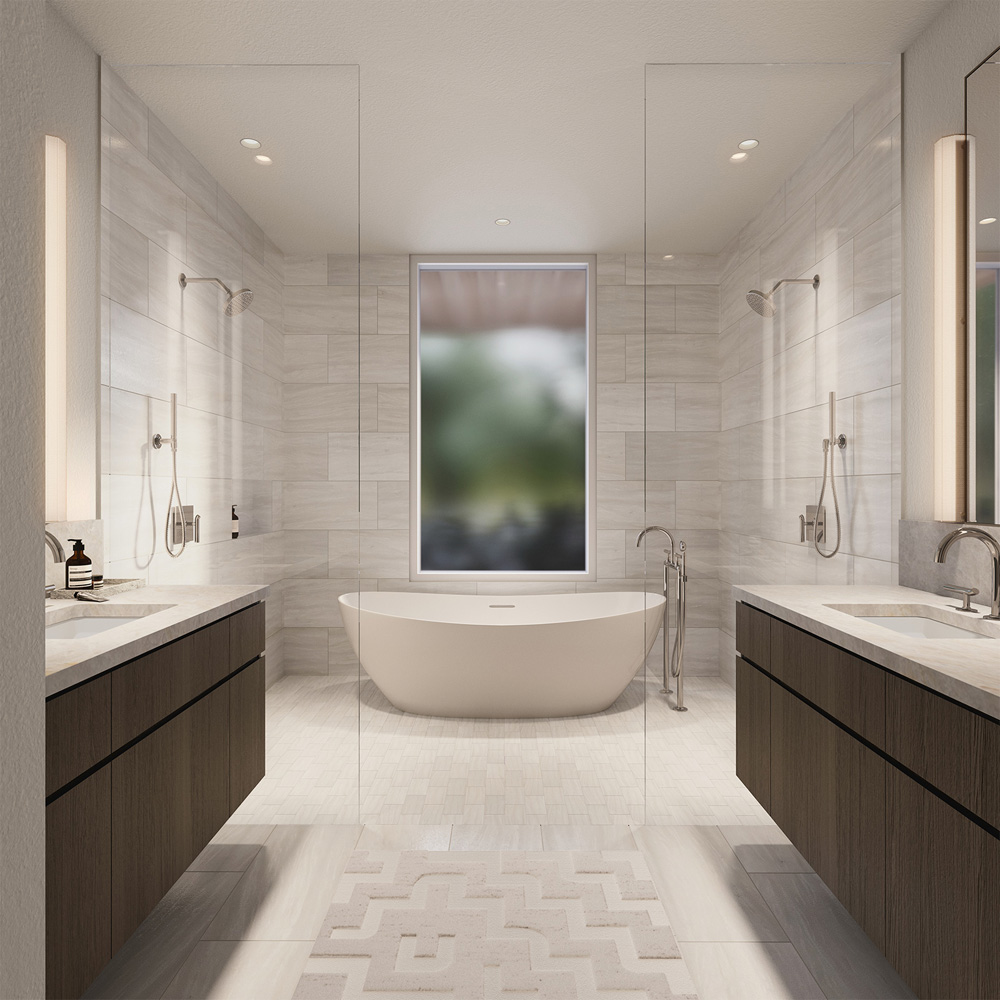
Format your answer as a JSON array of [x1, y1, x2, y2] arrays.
[[943, 584, 978, 613]]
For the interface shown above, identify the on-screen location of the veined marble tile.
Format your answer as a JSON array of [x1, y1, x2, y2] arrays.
[[270, 432, 326, 482], [675, 382, 719, 432], [596, 253, 625, 284], [853, 209, 895, 314], [676, 481, 721, 530], [283, 335, 328, 384], [327, 334, 359, 384], [646, 334, 718, 382], [244, 252, 283, 330], [109, 301, 188, 403], [326, 432, 358, 482], [596, 334, 626, 383], [184, 199, 241, 284], [647, 382, 677, 432], [376, 384, 409, 432], [597, 284, 644, 337], [215, 185, 248, 248], [360, 335, 408, 382], [148, 113, 218, 222], [284, 254, 328, 285], [376, 285, 409, 336], [283, 384, 359, 433], [376, 481, 409, 530], [107, 210, 149, 314], [721, 365, 762, 432], [854, 64, 901, 153], [785, 106, 854, 218], [284, 530, 331, 579], [852, 386, 893, 477], [631, 253, 720, 285], [360, 432, 408, 481], [284, 580, 369, 628], [106, 122, 186, 259], [675, 285, 719, 335], [360, 254, 409, 285], [359, 529, 409, 578], [739, 183, 786, 261], [596, 383, 644, 432], [814, 240, 854, 335], [597, 432, 627, 481], [101, 64, 147, 154], [645, 432, 719, 481], [241, 368, 282, 431], [596, 480, 647, 528], [759, 200, 816, 291], [720, 251, 759, 332], [284, 627, 330, 676], [816, 117, 896, 258], [283, 482, 360, 532], [326, 254, 359, 285], [644, 285, 676, 335], [815, 299, 892, 403], [762, 338, 817, 420]]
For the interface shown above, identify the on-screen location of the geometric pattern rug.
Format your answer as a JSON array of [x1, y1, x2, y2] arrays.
[[293, 851, 699, 999]]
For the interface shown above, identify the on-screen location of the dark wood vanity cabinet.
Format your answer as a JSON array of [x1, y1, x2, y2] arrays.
[[736, 601, 999, 1000], [45, 602, 265, 999]]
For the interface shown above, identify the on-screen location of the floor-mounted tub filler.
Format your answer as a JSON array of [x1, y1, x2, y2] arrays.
[[340, 591, 666, 718]]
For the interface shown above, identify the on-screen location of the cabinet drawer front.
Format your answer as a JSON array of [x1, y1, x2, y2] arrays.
[[886, 767, 1000, 1000], [46, 767, 112, 1000], [230, 602, 265, 673], [886, 673, 1000, 831], [736, 602, 771, 670], [111, 617, 230, 750], [111, 685, 229, 952], [46, 674, 111, 797], [735, 656, 771, 812], [770, 617, 885, 748], [230, 658, 265, 813]]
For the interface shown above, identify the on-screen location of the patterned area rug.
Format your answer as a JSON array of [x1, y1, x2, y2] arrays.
[[293, 850, 698, 999]]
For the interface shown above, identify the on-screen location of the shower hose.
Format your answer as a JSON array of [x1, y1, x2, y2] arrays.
[[813, 437, 841, 559]]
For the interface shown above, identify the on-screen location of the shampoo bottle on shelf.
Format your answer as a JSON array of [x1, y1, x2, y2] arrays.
[[232, 505, 240, 539], [65, 538, 93, 590]]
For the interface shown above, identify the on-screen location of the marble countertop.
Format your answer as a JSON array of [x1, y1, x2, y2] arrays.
[[45, 584, 268, 697], [734, 585, 1000, 721]]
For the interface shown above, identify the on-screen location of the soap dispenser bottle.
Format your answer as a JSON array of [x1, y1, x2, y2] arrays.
[[65, 538, 93, 590], [232, 505, 240, 539]]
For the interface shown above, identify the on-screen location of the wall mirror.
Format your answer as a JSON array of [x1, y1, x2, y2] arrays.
[[967, 45, 1000, 525]]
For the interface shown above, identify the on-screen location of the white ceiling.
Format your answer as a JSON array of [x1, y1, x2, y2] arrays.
[[53, 0, 951, 256]]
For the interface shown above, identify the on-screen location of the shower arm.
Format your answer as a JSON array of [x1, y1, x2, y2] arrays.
[[179, 274, 233, 296], [769, 275, 821, 295]]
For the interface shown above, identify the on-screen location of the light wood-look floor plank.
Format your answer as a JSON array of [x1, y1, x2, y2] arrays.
[[719, 823, 813, 874], [160, 940, 313, 1000], [680, 941, 826, 999]]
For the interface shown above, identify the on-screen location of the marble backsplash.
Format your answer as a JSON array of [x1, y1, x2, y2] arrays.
[[898, 519, 1000, 607]]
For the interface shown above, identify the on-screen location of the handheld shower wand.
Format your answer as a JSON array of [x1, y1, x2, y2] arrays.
[[153, 393, 187, 558], [814, 391, 846, 559]]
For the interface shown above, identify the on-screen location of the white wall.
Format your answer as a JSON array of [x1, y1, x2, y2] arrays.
[[0, 3, 99, 994], [901, 0, 1000, 521]]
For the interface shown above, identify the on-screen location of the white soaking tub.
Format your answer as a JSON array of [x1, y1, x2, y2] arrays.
[[339, 591, 665, 718]]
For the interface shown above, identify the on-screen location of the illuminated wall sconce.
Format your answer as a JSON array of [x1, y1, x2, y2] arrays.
[[933, 134, 967, 521], [45, 134, 68, 522]]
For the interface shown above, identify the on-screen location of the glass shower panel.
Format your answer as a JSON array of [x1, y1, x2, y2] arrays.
[[358, 251, 649, 827], [102, 63, 361, 823]]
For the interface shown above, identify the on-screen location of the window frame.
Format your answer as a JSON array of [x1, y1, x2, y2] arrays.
[[409, 254, 597, 582]]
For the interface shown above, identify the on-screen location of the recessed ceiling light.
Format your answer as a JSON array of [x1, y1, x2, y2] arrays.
[[254, 154, 273, 165], [730, 151, 748, 162], [979, 217, 997, 225], [662, 255, 674, 260], [738, 139, 759, 150], [240, 138, 261, 149], [495, 218, 511, 226]]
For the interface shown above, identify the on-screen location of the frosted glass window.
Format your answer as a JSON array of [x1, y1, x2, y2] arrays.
[[413, 262, 594, 578]]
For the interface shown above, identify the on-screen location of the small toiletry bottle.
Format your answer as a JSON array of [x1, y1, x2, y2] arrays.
[[232, 505, 240, 539], [65, 538, 93, 590]]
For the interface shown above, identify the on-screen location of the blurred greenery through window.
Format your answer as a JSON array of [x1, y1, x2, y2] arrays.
[[417, 264, 591, 573]]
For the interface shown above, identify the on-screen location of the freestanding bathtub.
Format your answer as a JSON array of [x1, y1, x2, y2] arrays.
[[339, 591, 665, 718]]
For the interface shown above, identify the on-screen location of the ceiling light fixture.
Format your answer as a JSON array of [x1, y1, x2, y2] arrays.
[[730, 151, 748, 162], [495, 218, 511, 226], [979, 217, 997, 225], [662, 255, 674, 260], [254, 154, 273, 165], [240, 138, 261, 149], [738, 139, 759, 150]]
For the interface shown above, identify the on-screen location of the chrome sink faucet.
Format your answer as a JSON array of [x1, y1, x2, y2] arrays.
[[44, 530, 65, 598], [934, 526, 1000, 621]]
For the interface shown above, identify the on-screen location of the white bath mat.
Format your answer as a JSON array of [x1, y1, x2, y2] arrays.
[[293, 850, 699, 999]]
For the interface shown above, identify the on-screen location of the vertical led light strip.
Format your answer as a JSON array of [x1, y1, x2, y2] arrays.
[[45, 135, 68, 522], [933, 134, 967, 521]]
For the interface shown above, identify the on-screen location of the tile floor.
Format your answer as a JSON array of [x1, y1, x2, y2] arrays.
[[83, 672, 915, 1000]]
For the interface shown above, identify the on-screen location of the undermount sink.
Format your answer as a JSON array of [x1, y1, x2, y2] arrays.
[[45, 605, 175, 640], [825, 603, 994, 640]]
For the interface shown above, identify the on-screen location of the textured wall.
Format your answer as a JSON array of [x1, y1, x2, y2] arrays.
[[1, 4, 100, 994], [100, 66, 286, 683], [901, 1, 1000, 521], [718, 67, 903, 684]]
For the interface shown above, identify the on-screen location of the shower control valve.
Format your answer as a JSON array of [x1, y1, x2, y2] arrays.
[[799, 505, 826, 543]]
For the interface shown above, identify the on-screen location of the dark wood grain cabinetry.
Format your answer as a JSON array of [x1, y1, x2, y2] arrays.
[[735, 600, 999, 1000], [45, 602, 265, 999]]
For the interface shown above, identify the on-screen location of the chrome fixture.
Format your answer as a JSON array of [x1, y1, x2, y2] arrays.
[[943, 584, 979, 613], [809, 391, 847, 559], [178, 273, 254, 316], [746, 274, 820, 318], [636, 525, 688, 712], [934, 527, 1000, 620], [152, 393, 199, 557], [44, 530, 65, 598]]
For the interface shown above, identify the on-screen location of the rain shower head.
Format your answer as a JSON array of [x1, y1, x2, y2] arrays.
[[179, 273, 254, 316], [746, 274, 820, 318]]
